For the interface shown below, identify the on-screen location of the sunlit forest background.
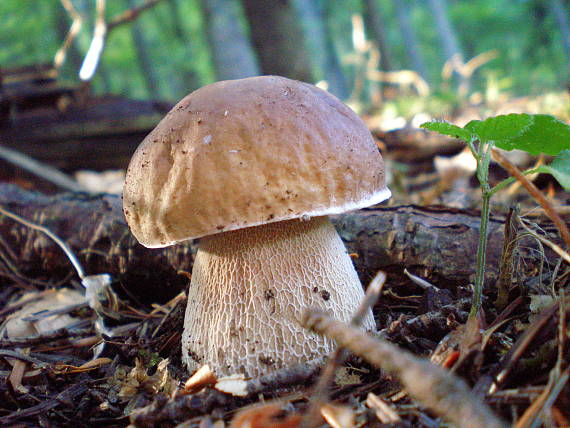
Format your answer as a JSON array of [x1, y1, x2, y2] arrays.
[[1, 3, 570, 426], [2, 0, 569, 113]]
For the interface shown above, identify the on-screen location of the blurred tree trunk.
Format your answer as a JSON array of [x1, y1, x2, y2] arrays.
[[242, 0, 315, 82], [293, 0, 348, 97], [129, 0, 162, 98], [164, 0, 201, 93], [363, 0, 393, 72], [166, 0, 186, 41], [200, 0, 260, 80], [394, 0, 429, 81], [322, 14, 349, 99], [549, 0, 570, 62], [426, 0, 463, 62]]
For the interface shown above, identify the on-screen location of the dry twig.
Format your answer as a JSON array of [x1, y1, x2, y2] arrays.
[[54, 0, 83, 70], [302, 309, 508, 428], [0, 146, 85, 192], [300, 271, 387, 428], [514, 292, 568, 427], [129, 363, 321, 427], [0, 382, 89, 425], [79, 0, 166, 81], [491, 301, 560, 393]]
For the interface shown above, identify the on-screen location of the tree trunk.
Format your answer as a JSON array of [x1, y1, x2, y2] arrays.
[[394, 0, 430, 81], [549, 0, 570, 62], [129, 0, 162, 98], [199, 0, 260, 80], [163, 0, 201, 94], [322, 1, 350, 99], [166, 0, 187, 41], [426, 0, 463, 62], [242, 0, 315, 82], [292, 0, 348, 97], [363, 0, 393, 72]]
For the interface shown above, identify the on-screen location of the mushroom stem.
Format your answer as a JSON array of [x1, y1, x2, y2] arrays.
[[182, 216, 375, 377]]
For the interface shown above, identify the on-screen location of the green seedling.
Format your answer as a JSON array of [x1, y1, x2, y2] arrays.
[[421, 113, 570, 319]]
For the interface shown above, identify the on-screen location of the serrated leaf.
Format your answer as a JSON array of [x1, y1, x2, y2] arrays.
[[420, 121, 473, 141], [536, 150, 570, 191], [466, 114, 534, 142], [494, 115, 570, 156]]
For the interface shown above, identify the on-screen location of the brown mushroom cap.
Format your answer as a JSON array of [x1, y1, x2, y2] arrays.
[[123, 75, 390, 248]]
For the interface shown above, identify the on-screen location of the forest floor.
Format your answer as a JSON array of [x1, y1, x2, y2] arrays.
[[0, 91, 569, 427]]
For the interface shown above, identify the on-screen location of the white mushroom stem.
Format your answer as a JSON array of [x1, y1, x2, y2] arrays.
[[182, 216, 376, 377]]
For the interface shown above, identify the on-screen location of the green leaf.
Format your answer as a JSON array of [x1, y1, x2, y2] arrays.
[[465, 114, 533, 142], [494, 115, 570, 156], [420, 121, 473, 142], [536, 150, 570, 191]]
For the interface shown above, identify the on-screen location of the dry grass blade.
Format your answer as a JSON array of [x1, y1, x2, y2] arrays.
[[0, 205, 114, 316], [495, 206, 520, 310], [518, 218, 570, 264], [515, 294, 568, 428], [0, 206, 85, 279], [492, 148, 570, 250], [491, 301, 559, 392], [302, 309, 508, 428]]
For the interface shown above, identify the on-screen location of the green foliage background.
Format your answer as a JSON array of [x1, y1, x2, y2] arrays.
[[0, 0, 567, 102]]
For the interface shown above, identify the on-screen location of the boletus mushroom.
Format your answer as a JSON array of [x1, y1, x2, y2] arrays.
[[123, 76, 390, 377]]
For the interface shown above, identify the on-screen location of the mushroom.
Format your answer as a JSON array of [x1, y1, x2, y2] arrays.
[[123, 76, 390, 377]]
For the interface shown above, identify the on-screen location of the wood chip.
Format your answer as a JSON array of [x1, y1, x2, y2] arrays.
[[183, 364, 217, 394], [215, 374, 248, 397], [366, 392, 401, 423], [320, 403, 354, 428]]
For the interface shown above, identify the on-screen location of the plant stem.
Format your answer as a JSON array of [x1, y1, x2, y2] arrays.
[[489, 168, 541, 197], [470, 142, 493, 319], [471, 186, 491, 319]]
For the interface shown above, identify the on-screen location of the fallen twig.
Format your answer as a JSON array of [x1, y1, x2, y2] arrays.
[[0, 382, 89, 425], [54, 0, 83, 70], [129, 362, 321, 427], [302, 309, 508, 428], [300, 271, 386, 428], [0, 349, 49, 367], [0, 145, 85, 192], [0, 327, 93, 348], [79, 0, 166, 81]]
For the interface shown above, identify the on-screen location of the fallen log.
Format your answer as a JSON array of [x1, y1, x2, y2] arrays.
[[0, 184, 559, 303]]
